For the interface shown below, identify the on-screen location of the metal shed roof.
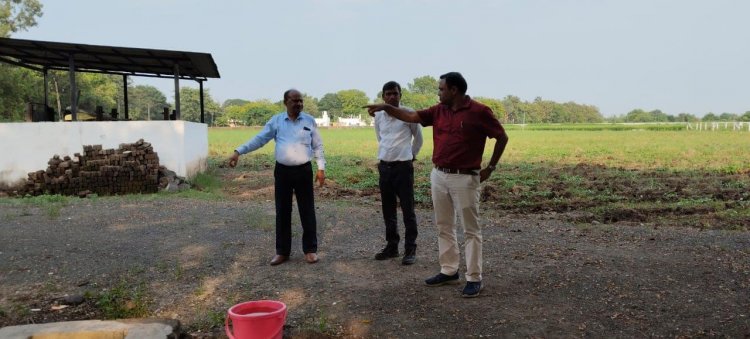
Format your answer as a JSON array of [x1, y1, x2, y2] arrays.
[[0, 37, 220, 80]]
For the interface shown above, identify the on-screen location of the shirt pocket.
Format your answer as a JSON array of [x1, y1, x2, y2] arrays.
[[298, 125, 313, 145]]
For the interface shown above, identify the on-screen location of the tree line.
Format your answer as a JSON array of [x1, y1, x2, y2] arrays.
[[220, 76, 606, 126], [609, 109, 750, 123]]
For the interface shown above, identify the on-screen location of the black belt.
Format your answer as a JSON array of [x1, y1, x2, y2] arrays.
[[435, 167, 478, 175], [276, 161, 311, 168], [380, 160, 411, 165]]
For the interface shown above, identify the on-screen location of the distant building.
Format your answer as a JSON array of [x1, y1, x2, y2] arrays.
[[338, 114, 368, 127], [315, 111, 331, 127]]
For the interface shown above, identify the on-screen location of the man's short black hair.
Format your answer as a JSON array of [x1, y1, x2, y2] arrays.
[[440, 72, 468, 95], [382, 81, 401, 94], [283, 89, 298, 102]]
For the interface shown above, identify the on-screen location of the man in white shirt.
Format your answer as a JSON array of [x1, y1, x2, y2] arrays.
[[373, 81, 423, 265]]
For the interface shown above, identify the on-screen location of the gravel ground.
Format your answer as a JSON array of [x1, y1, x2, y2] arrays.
[[1, 183, 749, 337]]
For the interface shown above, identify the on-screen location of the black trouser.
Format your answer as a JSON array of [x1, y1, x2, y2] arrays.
[[274, 162, 317, 256], [378, 160, 418, 251]]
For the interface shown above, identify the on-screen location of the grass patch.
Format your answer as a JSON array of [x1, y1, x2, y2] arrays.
[[174, 264, 185, 280], [1, 303, 31, 320], [8, 194, 73, 219], [190, 170, 222, 193], [296, 308, 335, 336], [156, 170, 224, 201], [191, 307, 226, 332], [96, 281, 150, 319], [45, 204, 62, 219]]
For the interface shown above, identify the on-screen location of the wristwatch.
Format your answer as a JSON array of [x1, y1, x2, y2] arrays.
[[487, 164, 496, 171]]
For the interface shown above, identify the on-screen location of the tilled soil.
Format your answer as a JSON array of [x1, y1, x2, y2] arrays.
[[1, 170, 749, 338]]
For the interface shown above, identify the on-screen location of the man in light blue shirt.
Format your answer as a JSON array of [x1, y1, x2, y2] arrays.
[[228, 89, 325, 266], [372, 81, 423, 265]]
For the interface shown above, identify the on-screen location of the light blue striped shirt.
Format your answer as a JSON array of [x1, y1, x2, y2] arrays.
[[235, 112, 326, 170]]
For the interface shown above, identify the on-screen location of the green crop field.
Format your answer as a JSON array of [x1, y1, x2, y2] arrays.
[[210, 124, 750, 172], [209, 125, 750, 230]]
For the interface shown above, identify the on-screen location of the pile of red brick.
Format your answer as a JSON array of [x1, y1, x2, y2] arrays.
[[21, 139, 161, 197]]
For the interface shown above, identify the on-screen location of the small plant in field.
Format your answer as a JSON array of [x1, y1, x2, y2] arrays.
[[42, 280, 62, 293], [129, 265, 146, 275], [5, 303, 31, 318], [96, 281, 149, 319], [298, 308, 333, 335], [720, 165, 743, 175], [174, 264, 184, 280], [192, 307, 226, 331], [317, 311, 330, 333], [155, 260, 169, 273], [45, 204, 62, 219]]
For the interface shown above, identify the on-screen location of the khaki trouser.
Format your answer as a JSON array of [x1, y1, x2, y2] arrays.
[[430, 168, 482, 282]]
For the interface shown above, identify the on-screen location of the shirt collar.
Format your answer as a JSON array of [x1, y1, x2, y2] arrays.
[[284, 112, 303, 121], [443, 95, 473, 112], [458, 95, 473, 110]]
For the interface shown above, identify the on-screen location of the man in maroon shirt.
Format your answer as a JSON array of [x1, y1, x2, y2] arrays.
[[365, 72, 509, 298]]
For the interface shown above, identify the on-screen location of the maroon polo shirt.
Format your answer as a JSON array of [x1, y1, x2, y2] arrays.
[[417, 96, 505, 170]]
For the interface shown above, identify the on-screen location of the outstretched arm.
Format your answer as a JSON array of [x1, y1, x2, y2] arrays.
[[365, 104, 422, 124], [229, 119, 276, 168]]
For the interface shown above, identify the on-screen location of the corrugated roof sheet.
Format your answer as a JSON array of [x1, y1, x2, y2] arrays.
[[0, 37, 220, 79]]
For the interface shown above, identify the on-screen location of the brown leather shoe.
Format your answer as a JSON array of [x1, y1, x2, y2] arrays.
[[304, 252, 319, 264], [269, 255, 288, 266]]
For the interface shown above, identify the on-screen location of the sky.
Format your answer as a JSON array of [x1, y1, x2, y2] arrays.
[[14, 0, 750, 116]]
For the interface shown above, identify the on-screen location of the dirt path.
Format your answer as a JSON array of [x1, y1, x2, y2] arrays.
[[1, 169, 749, 337]]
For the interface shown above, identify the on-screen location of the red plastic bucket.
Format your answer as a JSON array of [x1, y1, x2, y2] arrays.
[[225, 300, 287, 339]]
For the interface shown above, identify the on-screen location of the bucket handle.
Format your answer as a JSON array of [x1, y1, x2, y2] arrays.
[[225, 314, 234, 339]]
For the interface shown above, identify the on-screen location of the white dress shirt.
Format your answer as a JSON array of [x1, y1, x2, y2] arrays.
[[374, 106, 423, 162]]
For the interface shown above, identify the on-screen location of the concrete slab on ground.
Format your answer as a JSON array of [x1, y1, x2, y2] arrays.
[[0, 318, 180, 339]]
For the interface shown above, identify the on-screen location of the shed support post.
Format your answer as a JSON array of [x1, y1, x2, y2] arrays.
[[123, 74, 129, 120], [173, 64, 180, 120], [199, 80, 205, 124], [68, 55, 77, 121]]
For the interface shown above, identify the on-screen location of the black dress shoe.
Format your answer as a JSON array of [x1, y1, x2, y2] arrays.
[[270, 255, 288, 266], [402, 248, 416, 265], [374, 247, 399, 260], [425, 272, 460, 286]]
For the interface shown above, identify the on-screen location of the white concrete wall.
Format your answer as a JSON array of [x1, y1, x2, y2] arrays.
[[0, 121, 207, 187]]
